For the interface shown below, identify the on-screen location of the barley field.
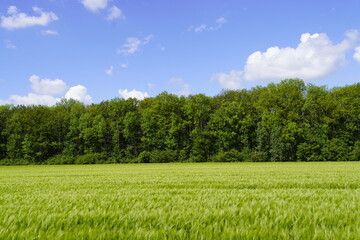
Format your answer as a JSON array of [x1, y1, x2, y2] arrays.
[[0, 162, 359, 239]]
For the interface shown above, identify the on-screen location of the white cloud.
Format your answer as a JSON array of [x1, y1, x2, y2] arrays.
[[4, 39, 16, 49], [106, 5, 123, 20], [118, 89, 149, 100], [147, 83, 155, 89], [41, 29, 58, 35], [0, 76, 92, 106], [117, 35, 154, 55], [212, 70, 242, 90], [117, 37, 142, 55], [105, 65, 114, 75], [216, 17, 227, 25], [194, 24, 207, 33], [243, 30, 359, 82], [354, 46, 360, 62], [143, 35, 154, 45], [177, 84, 191, 96], [81, 0, 109, 12], [65, 85, 93, 104], [169, 78, 191, 96], [7, 6, 18, 15], [158, 44, 165, 51], [120, 63, 128, 68], [1, 6, 58, 30], [9, 93, 58, 106], [0, 99, 11, 105], [188, 17, 227, 33], [29, 75, 68, 95]]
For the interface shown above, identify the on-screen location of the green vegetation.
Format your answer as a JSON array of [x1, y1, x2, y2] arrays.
[[0, 162, 359, 239], [1, 79, 360, 164]]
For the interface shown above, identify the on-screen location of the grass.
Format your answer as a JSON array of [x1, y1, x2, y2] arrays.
[[0, 162, 359, 239]]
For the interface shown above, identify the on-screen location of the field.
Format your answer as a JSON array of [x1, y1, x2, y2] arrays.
[[0, 162, 359, 239]]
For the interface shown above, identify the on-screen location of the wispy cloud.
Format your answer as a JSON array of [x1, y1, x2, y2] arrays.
[[41, 29, 58, 35], [120, 63, 128, 68], [117, 35, 154, 55], [106, 5, 124, 21], [105, 65, 114, 75], [188, 17, 227, 33], [212, 70, 242, 90], [158, 44, 165, 51], [0, 6, 58, 30], [169, 78, 191, 96], [4, 39, 16, 49]]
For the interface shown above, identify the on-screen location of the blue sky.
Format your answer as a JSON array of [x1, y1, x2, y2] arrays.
[[1, 0, 360, 105]]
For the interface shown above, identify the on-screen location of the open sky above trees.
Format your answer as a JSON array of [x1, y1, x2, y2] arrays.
[[1, 0, 360, 105]]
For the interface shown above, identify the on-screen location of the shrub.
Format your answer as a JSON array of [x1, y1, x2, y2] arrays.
[[249, 151, 269, 162], [150, 149, 178, 163], [75, 153, 108, 164], [210, 149, 244, 162], [0, 158, 30, 166], [136, 151, 152, 163], [45, 155, 75, 165]]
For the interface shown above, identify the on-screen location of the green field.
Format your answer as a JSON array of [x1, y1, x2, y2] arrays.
[[0, 162, 359, 239]]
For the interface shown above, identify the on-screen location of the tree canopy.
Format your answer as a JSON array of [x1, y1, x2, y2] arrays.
[[0, 79, 359, 165]]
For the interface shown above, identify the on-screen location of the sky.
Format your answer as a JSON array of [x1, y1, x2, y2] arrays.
[[1, 0, 360, 105]]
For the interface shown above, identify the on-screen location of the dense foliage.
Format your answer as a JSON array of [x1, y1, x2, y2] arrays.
[[0, 79, 359, 164], [1, 163, 360, 239]]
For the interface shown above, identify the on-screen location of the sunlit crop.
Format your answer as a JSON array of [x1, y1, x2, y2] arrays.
[[0, 162, 359, 239]]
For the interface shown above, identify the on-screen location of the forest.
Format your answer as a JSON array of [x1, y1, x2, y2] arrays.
[[0, 79, 359, 165]]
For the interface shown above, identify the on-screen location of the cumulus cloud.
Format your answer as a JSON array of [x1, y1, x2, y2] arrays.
[[106, 5, 123, 20], [188, 17, 227, 33], [0, 76, 93, 106], [212, 70, 242, 90], [118, 89, 149, 100], [117, 35, 154, 55], [214, 31, 360, 89], [243, 30, 359, 82], [0, 6, 58, 30], [41, 29, 58, 35], [0, 99, 11, 105], [4, 39, 16, 49], [105, 65, 114, 75], [354, 46, 360, 62], [65, 85, 93, 104], [9, 93, 58, 106], [81, 0, 109, 12], [29, 75, 68, 95]]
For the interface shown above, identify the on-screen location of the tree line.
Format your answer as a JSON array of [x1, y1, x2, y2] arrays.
[[0, 79, 359, 165]]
